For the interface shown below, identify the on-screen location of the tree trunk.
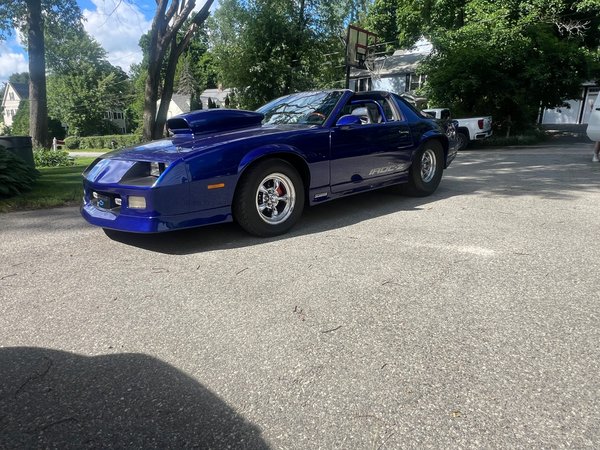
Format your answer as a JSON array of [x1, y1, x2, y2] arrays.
[[154, 39, 180, 139], [26, 0, 49, 148], [142, 0, 215, 141], [142, 68, 161, 141]]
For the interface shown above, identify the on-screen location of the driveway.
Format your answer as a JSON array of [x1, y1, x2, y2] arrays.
[[1, 142, 599, 448]]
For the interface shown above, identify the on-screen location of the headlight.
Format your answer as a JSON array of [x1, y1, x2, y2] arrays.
[[120, 161, 169, 186]]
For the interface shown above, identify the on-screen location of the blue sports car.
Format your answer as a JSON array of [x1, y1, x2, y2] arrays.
[[81, 89, 457, 236]]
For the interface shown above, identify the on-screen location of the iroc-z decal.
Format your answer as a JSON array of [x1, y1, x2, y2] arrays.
[[368, 163, 404, 176]]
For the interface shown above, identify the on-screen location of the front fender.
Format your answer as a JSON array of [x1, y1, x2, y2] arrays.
[[238, 144, 306, 174]]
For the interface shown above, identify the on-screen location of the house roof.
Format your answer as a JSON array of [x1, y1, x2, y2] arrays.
[[200, 88, 231, 104], [171, 94, 191, 113], [10, 82, 29, 100], [350, 51, 426, 79]]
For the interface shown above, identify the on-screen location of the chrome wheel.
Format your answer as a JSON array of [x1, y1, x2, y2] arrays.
[[255, 172, 296, 225], [420, 148, 437, 183]]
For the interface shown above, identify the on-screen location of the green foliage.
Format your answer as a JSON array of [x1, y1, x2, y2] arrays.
[[0, 147, 40, 198], [367, 0, 600, 132], [474, 130, 547, 147], [64, 134, 143, 150], [9, 72, 29, 84], [33, 148, 73, 167], [0, 157, 95, 212], [11, 100, 29, 136], [45, 30, 130, 137], [210, 0, 364, 109], [0, 0, 82, 40]]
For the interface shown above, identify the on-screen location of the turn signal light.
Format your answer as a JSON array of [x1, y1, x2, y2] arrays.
[[128, 196, 146, 209]]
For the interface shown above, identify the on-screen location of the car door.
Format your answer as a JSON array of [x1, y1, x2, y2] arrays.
[[329, 97, 414, 194]]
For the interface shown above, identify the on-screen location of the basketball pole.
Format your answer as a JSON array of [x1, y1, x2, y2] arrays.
[[345, 27, 351, 90]]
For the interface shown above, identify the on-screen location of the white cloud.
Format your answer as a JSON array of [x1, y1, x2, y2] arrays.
[[0, 43, 28, 84], [83, 0, 152, 73]]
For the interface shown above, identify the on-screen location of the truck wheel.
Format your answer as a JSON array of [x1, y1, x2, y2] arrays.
[[402, 140, 444, 197], [233, 159, 305, 237], [456, 132, 469, 150]]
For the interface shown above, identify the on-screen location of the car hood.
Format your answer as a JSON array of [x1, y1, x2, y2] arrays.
[[102, 110, 315, 164]]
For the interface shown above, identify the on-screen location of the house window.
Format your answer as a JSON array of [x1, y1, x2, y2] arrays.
[[409, 73, 427, 91], [356, 78, 372, 92], [103, 112, 110, 119], [9, 92, 15, 101], [114, 112, 123, 120]]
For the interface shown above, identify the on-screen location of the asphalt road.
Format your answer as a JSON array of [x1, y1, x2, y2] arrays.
[[1, 142, 600, 448]]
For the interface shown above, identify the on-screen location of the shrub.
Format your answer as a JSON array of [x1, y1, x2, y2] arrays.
[[474, 130, 547, 148], [34, 148, 74, 167], [64, 134, 143, 150], [0, 147, 40, 198]]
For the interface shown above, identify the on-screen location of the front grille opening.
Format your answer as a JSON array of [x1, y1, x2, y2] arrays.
[[92, 191, 121, 212]]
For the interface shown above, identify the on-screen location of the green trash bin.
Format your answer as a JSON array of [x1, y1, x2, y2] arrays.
[[0, 136, 34, 168]]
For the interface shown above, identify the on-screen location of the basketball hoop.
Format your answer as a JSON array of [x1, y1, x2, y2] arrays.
[[345, 25, 379, 89], [364, 53, 384, 83]]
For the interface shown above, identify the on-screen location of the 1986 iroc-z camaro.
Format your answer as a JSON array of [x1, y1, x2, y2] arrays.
[[81, 89, 457, 237]]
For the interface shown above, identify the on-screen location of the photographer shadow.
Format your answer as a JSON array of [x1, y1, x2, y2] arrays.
[[0, 347, 269, 449]]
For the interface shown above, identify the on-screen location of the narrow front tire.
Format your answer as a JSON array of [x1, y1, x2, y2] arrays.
[[233, 159, 305, 237]]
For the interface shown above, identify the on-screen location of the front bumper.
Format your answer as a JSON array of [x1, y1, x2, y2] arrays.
[[81, 201, 232, 233]]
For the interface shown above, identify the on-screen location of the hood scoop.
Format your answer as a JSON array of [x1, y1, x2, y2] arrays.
[[167, 109, 264, 135]]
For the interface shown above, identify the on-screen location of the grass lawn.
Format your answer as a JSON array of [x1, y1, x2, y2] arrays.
[[0, 156, 97, 213]]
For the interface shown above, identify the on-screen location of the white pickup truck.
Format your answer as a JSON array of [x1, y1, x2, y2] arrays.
[[422, 108, 492, 150]]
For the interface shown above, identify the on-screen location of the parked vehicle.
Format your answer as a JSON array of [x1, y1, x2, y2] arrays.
[[81, 90, 457, 237], [422, 108, 492, 150]]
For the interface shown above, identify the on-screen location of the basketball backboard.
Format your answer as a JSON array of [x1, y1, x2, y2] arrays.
[[346, 25, 378, 69]]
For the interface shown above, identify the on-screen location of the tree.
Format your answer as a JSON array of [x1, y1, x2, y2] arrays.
[[12, 100, 30, 136], [45, 30, 130, 136], [0, 0, 81, 147], [142, 0, 215, 141], [366, 0, 600, 131], [210, 0, 362, 110]]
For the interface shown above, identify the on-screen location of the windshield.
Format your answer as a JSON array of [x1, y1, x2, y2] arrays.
[[257, 91, 344, 126]]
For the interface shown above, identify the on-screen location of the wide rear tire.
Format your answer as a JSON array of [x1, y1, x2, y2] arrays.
[[233, 159, 305, 237], [402, 140, 444, 197]]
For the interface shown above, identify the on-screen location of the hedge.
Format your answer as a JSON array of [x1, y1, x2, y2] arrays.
[[64, 134, 144, 150], [0, 147, 40, 198], [34, 149, 74, 167]]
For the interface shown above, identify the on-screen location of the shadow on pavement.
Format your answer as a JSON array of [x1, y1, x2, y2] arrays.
[[444, 146, 600, 200], [103, 184, 451, 255], [0, 347, 269, 449]]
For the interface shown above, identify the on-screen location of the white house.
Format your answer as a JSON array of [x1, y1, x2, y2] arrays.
[[349, 39, 431, 95], [200, 87, 231, 109], [157, 94, 192, 120], [1, 82, 28, 127], [102, 110, 127, 133]]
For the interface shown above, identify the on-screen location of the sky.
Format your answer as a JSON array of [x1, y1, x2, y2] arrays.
[[0, 0, 211, 85]]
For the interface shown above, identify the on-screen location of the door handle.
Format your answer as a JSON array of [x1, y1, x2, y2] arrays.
[[398, 130, 410, 136], [596, 107, 600, 111]]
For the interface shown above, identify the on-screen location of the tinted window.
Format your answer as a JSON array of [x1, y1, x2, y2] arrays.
[[257, 91, 344, 125]]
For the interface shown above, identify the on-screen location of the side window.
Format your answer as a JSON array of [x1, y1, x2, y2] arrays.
[[380, 98, 403, 122]]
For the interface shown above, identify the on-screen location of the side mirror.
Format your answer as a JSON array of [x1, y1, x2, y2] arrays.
[[335, 114, 362, 128]]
